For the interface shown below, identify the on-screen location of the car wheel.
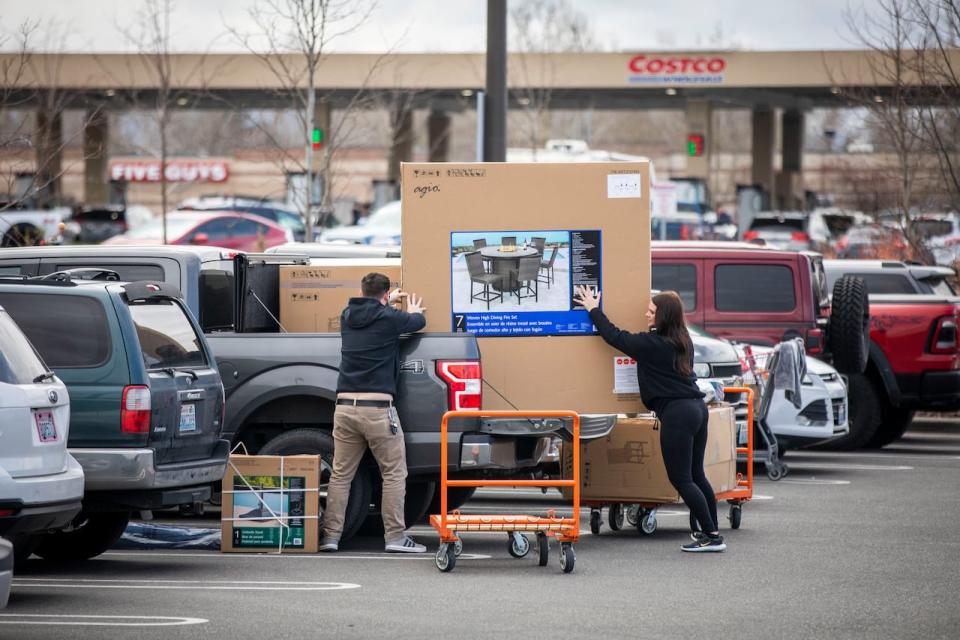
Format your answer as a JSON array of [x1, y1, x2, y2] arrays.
[[427, 486, 477, 517], [258, 428, 373, 542], [865, 407, 915, 449], [829, 276, 870, 374], [34, 511, 131, 562], [8, 534, 39, 568], [818, 374, 881, 450], [356, 478, 436, 536]]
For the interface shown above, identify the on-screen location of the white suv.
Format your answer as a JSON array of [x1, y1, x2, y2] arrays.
[[0, 305, 84, 562]]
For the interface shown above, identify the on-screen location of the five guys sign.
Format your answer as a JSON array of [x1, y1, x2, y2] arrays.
[[109, 160, 230, 183], [627, 54, 727, 84]]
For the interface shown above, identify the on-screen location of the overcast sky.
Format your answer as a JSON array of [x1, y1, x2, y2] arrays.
[[2, 0, 877, 53]]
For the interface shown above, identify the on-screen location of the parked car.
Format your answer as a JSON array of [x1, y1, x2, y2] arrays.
[[823, 259, 960, 447], [319, 200, 401, 245], [104, 211, 292, 252], [651, 241, 875, 447], [178, 196, 309, 242], [0, 277, 229, 561], [737, 343, 849, 450], [0, 304, 84, 563], [64, 205, 155, 244], [0, 246, 608, 541], [834, 225, 909, 260], [742, 211, 813, 251], [912, 212, 960, 266]]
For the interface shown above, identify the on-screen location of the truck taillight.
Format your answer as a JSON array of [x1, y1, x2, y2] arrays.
[[121, 385, 152, 433], [791, 231, 810, 241], [805, 328, 824, 354], [436, 360, 482, 411], [743, 230, 759, 241], [930, 316, 958, 354]]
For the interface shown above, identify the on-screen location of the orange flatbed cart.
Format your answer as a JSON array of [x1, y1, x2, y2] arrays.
[[430, 410, 581, 573], [586, 388, 755, 536]]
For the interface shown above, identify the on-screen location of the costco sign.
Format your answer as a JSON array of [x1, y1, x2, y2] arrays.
[[627, 55, 727, 85], [110, 160, 229, 183]]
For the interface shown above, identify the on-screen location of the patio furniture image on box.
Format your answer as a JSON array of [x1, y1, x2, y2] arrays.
[[473, 238, 487, 249], [539, 245, 559, 288], [512, 255, 541, 304], [531, 236, 546, 255], [466, 250, 505, 310], [501, 236, 517, 247], [479, 245, 541, 292]]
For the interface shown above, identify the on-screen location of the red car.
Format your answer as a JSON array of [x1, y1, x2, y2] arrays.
[[103, 211, 291, 251]]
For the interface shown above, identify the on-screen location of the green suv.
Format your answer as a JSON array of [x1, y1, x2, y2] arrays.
[[0, 277, 228, 561]]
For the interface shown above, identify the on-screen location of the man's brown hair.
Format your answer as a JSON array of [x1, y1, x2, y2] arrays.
[[361, 272, 391, 298]]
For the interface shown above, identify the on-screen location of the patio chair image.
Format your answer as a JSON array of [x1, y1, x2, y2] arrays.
[[513, 255, 540, 304], [531, 236, 546, 255], [501, 236, 517, 247], [466, 250, 504, 310], [473, 238, 492, 271], [538, 245, 559, 288], [473, 238, 487, 249]]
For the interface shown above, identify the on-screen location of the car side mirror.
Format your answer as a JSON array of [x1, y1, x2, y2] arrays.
[[192, 232, 209, 245]]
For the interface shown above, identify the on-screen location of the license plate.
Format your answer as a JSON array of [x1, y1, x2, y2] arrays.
[[34, 410, 58, 443], [179, 404, 197, 433]]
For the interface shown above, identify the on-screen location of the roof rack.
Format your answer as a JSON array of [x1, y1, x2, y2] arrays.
[[0, 275, 77, 287]]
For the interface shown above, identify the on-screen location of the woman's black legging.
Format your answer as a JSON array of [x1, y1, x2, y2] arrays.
[[659, 399, 718, 533]]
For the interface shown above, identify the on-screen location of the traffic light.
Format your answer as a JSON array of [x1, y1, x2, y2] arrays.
[[687, 133, 705, 157], [311, 127, 324, 150]]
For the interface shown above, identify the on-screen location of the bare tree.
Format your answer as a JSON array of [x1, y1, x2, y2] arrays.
[[837, 0, 931, 258], [228, 0, 377, 239], [508, 0, 595, 156]]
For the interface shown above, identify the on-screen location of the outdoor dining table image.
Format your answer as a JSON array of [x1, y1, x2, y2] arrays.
[[478, 245, 540, 291]]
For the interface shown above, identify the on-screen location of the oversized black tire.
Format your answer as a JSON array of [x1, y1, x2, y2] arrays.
[[258, 428, 373, 542], [33, 512, 131, 562], [426, 486, 477, 517], [865, 407, 915, 449], [829, 276, 870, 374], [820, 374, 882, 450], [8, 534, 39, 568], [357, 478, 436, 536], [1, 224, 43, 248]]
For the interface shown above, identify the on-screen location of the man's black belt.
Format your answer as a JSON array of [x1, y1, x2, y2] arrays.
[[336, 398, 393, 408]]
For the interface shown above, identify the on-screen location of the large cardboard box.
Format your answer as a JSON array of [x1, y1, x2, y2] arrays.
[[279, 259, 402, 333], [562, 405, 738, 503], [221, 454, 320, 553], [401, 162, 651, 414]]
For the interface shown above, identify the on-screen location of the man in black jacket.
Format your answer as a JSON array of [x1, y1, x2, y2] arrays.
[[320, 272, 427, 553]]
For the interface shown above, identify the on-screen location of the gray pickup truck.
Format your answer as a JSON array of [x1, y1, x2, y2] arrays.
[[0, 246, 588, 539]]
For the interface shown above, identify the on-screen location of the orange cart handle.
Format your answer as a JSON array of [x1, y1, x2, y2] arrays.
[[723, 386, 754, 493]]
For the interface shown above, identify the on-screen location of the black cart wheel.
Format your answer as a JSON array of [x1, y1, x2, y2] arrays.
[[638, 509, 657, 536], [589, 510, 601, 536], [608, 503, 625, 531], [435, 543, 456, 572], [768, 466, 783, 481], [537, 532, 549, 567], [508, 532, 530, 558], [559, 543, 576, 574], [453, 537, 463, 556], [729, 505, 742, 530], [625, 505, 640, 527]]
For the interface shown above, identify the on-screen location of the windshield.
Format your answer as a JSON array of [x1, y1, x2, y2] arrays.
[[126, 216, 198, 239], [128, 300, 206, 369], [0, 310, 50, 384], [912, 219, 953, 239], [928, 278, 957, 296], [750, 218, 805, 232]]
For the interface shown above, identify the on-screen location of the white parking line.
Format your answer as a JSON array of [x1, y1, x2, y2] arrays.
[[101, 551, 490, 561], [779, 478, 851, 485], [13, 578, 360, 591], [0, 614, 208, 627], [785, 462, 913, 471]]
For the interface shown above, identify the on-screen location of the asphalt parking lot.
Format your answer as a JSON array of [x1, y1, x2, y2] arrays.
[[2, 417, 958, 640]]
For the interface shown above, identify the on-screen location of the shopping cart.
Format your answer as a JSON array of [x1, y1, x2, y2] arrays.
[[741, 345, 790, 481], [586, 387, 756, 536], [430, 410, 580, 574]]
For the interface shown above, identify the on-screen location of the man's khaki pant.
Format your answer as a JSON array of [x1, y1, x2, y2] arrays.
[[323, 404, 407, 542]]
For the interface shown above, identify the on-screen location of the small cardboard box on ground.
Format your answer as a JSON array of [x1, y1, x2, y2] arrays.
[[221, 454, 320, 553], [279, 259, 402, 333], [401, 162, 651, 414], [562, 405, 738, 502]]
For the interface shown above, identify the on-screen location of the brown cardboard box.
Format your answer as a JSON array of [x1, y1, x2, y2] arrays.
[[279, 259, 402, 333], [562, 405, 737, 502], [221, 454, 320, 553], [401, 162, 651, 414]]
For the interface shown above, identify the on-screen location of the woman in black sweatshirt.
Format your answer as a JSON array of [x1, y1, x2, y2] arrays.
[[573, 286, 726, 553]]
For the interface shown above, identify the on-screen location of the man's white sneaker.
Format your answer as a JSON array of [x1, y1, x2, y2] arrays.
[[385, 536, 426, 553], [319, 539, 339, 552]]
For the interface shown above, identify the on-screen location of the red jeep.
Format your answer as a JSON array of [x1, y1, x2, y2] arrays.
[[651, 242, 875, 447]]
